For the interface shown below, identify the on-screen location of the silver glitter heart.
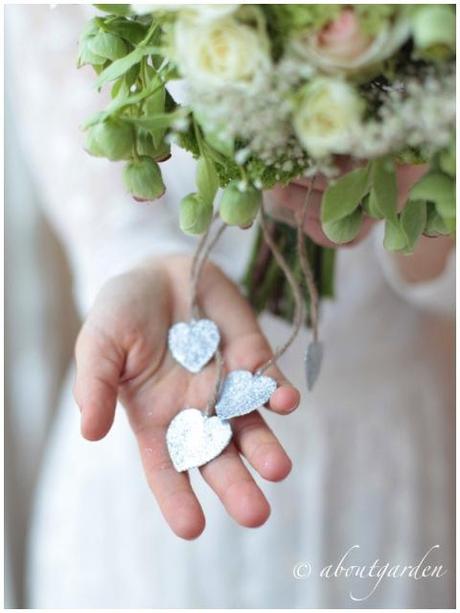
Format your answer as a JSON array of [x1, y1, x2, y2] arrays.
[[166, 408, 232, 472], [215, 369, 277, 420], [168, 319, 220, 373]]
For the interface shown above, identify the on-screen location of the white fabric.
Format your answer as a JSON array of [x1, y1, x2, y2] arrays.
[[6, 6, 455, 609]]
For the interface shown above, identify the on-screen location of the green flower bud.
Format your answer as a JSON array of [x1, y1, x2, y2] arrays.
[[136, 131, 171, 162], [123, 157, 165, 202], [179, 193, 213, 235], [219, 182, 262, 227], [412, 5, 455, 60], [85, 119, 134, 161], [87, 31, 128, 62], [77, 20, 105, 67]]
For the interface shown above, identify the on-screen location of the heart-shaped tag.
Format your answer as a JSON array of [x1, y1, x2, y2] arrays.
[[166, 408, 232, 472], [168, 319, 220, 373], [215, 369, 277, 420]]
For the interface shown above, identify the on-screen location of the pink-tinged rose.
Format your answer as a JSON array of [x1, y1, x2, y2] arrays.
[[315, 9, 372, 62], [292, 9, 410, 76]]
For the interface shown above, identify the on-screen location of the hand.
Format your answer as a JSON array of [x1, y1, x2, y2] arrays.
[[74, 255, 300, 539]]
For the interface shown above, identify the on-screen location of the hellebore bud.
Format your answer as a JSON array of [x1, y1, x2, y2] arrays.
[[123, 157, 165, 202], [179, 193, 213, 235], [219, 181, 262, 227], [85, 118, 134, 161]]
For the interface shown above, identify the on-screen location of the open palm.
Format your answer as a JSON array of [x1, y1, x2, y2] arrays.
[[74, 255, 300, 539]]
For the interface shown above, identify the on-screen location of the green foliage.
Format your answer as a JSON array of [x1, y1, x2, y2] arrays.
[[400, 199, 427, 253], [94, 4, 132, 17], [87, 31, 128, 61], [196, 157, 219, 207], [95, 45, 159, 87], [323, 208, 364, 244], [321, 167, 370, 225]]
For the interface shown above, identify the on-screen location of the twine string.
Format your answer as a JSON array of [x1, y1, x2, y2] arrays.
[[256, 199, 306, 375], [295, 175, 320, 343], [189, 214, 226, 320], [188, 214, 227, 416], [191, 177, 320, 411]]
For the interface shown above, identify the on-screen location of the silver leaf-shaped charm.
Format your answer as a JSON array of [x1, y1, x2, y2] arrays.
[[168, 319, 220, 373], [305, 341, 323, 391], [166, 409, 232, 472], [216, 369, 277, 420]]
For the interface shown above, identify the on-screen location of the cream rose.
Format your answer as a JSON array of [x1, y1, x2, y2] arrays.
[[292, 8, 410, 76], [132, 5, 238, 21], [293, 78, 364, 158], [173, 15, 271, 88]]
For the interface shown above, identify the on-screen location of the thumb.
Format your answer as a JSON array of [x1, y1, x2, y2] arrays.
[[73, 322, 124, 441]]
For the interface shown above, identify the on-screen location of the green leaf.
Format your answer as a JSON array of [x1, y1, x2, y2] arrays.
[[95, 45, 160, 88], [94, 4, 132, 16], [409, 172, 455, 219], [383, 219, 407, 251], [136, 130, 171, 161], [77, 19, 106, 67], [103, 18, 148, 45], [124, 111, 186, 132], [370, 158, 398, 223], [400, 199, 427, 253], [83, 77, 165, 128], [196, 157, 219, 207], [321, 167, 369, 225], [322, 208, 363, 244], [88, 31, 128, 61], [143, 86, 167, 146], [424, 202, 450, 236], [364, 190, 385, 219], [78, 45, 106, 67]]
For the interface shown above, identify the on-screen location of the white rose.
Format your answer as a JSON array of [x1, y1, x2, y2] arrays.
[[174, 15, 271, 88], [293, 78, 364, 158], [186, 5, 239, 22], [131, 4, 238, 21]]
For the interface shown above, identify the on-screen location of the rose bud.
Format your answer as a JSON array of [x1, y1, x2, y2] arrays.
[[123, 157, 166, 202], [219, 181, 262, 227], [179, 193, 213, 235], [85, 119, 134, 161]]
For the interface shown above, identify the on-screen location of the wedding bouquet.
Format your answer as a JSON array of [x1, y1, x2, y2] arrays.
[[79, 3, 455, 319]]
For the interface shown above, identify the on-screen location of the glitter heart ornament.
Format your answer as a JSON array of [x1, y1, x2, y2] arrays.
[[168, 318, 220, 373], [216, 369, 278, 420], [166, 408, 232, 472]]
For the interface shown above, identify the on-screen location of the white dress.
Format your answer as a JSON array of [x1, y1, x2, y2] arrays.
[[6, 6, 455, 608]]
